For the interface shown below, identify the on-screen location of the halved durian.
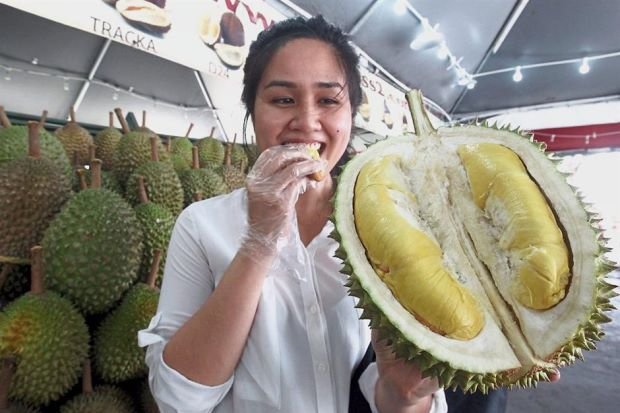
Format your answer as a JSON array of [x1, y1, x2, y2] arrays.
[[332, 90, 617, 393]]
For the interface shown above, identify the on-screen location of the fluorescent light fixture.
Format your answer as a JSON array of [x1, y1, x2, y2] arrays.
[[492, 0, 530, 54]]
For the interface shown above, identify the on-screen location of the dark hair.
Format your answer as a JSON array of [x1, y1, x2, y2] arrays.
[[241, 15, 362, 143]]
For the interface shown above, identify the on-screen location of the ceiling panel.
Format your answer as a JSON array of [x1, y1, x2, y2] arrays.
[[288, 0, 375, 31]]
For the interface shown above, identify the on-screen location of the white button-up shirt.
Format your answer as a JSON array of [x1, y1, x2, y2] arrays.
[[138, 189, 446, 413]]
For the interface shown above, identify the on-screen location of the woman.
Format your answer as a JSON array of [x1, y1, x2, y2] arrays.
[[139, 15, 446, 413]]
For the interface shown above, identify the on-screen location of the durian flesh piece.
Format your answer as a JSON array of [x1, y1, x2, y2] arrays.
[[333, 90, 617, 393]]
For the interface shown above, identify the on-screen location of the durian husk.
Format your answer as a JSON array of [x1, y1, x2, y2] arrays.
[[331, 90, 618, 393], [55, 108, 93, 167], [93, 112, 122, 170]]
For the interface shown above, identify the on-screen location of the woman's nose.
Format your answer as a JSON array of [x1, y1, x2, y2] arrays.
[[290, 103, 321, 132]]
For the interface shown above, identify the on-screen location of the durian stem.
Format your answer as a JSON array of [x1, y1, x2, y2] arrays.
[[185, 123, 194, 138], [232, 133, 237, 145], [209, 126, 216, 137], [69, 106, 77, 123], [82, 360, 94, 394], [142, 110, 147, 128], [150, 137, 159, 162], [0, 256, 29, 265], [193, 191, 204, 202], [76, 169, 88, 191], [137, 175, 150, 204], [109, 111, 114, 128], [30, 246, 44, 295], [0, 357, 17, 409], [0, 264, 12, 291], [406, 89, 436, 137], [90, 159, 103, 189], [27, 121, 41, 159], [191, 146, 200, 169], [165, 137, 172, 153], [0, 106, 11, 128], [39, 110, 48, 128], [146, 249, 163, 288], [224, 144, 232, 167], [114, 108, 130, 133], [89, 144, 96, 164]]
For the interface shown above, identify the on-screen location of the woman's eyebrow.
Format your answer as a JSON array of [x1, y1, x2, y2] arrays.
[[263, 80, 344, 89]]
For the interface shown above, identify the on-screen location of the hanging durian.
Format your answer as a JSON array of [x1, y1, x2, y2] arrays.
[[112, 108, 170, 189], [218, 139, 246, 192], [133, 176, 174, 285], [168, 123, 194, 174], [0, 122, 72, 265], [0, 108, 73, 182], [180, 146, 228, 206], [332, 90, 617, 393], [197, 127, 225, 167], [42, 160, 143, 315], [94, 250, 161, 383], [54, 107, 93, 167], [125, 137, 184, 215], [0, 247, 89, 406], [93, 111, 122, 170], [59, 360, 133, 413]]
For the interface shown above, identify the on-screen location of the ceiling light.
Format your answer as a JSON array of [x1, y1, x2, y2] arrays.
[[410, 21, 443, 50], [512, 66, 523, 82], [579, 58, 590, 74], [31, 57, 39, 65], [467, 79, 477, 89], [394, 0, 407, 16], [437, 42, 449, 60]]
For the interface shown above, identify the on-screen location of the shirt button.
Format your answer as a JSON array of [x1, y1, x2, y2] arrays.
[[310, 305, 318, 314], [317, 363, 327, 373]]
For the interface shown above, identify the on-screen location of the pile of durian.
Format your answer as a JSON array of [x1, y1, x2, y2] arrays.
[[333, 90, 618, 394], [0, 106, 255, 412]]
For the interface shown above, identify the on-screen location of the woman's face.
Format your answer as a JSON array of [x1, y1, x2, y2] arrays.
[[252, 38, 353, 173]]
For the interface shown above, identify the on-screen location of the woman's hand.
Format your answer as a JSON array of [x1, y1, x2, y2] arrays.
[[372, 330, 439, 413], [241, 145, 324, 259]]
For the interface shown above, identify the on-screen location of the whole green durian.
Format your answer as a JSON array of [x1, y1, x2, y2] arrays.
[[42, 160, 143, 315], [93, 112, 122, 170]]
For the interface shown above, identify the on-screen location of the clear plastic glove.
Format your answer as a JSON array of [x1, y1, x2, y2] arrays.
[[239, 144, 326, 262]]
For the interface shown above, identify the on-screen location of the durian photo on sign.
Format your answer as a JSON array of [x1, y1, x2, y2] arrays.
[[332, 90, 618, 393]]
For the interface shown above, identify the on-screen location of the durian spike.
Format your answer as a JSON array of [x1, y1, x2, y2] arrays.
[[193, 191, 204, 202], [185, 123, 194, 138], [150, 136, 159, 162], [114, 108, 130, 133], [69, 106, 77, 123], [90, 159, 103, 189], [209, 126, 216, 137], [108, 111, 114, 128], [30, 246, 44, 295], [0, 106, 11, 128], [76, 169, 88, 191], [0, 264, 13, 291], [137, 175, 150, 204], [191, 146, 200, 170], [27, 121, 42, 159], [39, 110, 48, 128], [82, 359, 94, 394], [146, 249, 162, 288], [0, 357, 17, 409]]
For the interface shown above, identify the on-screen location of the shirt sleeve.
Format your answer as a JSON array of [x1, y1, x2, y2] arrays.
[[358, 362, 448, 413], [138, 206, 234, 413]]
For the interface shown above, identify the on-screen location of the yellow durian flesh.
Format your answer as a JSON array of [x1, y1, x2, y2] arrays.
[[457, 143, 570, 310], [354, 155, 484, 340]]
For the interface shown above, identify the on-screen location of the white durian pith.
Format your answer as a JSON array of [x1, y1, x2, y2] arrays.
[[332, 90, 617, 392]]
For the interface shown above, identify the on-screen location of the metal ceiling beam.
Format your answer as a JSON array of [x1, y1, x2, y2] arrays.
[[194, 70, 228, 142], [448, 0, 529, 115], [71, 38, 111, 116], [348, 0, 384, 35]]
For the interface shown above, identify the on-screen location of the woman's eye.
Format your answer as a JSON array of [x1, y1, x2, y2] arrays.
[[320, 97, 339, 105], [272, 97, 294, 105]]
